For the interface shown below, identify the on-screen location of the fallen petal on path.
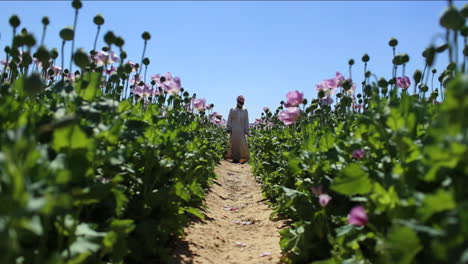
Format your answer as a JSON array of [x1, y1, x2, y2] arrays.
[[259, 252, 272, 257]]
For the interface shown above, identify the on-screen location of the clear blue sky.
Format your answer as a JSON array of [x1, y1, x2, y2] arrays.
[[1, 1, 466, 120]]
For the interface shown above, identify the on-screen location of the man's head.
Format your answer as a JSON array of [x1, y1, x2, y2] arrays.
[[237, 95, 245, 107]]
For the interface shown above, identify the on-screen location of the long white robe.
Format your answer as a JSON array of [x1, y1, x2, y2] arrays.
[[225, 107, 250, 162]]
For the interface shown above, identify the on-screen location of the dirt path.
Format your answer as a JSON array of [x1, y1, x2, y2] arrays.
[[173, 160, 285, 264]]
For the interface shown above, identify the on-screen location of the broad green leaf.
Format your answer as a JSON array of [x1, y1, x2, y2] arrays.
[[52, 124, 93, 151], [319, 132, 335, 151], [331, 163, 372, 195], [78, 72, 102, 100], [417, 189, 455, 221], [383, 225, 422, 264]]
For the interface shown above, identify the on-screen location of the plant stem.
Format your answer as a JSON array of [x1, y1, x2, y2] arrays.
[[93, 26, 101, 51], [70, 9, 79, 72]]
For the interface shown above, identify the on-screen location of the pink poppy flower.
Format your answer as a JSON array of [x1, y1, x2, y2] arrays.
[[351, 149, 366, 159], [192, 98, 206, 111], [348, 206, 368, 226], [396, 76, 411, 90], [286, 90, 304, 107], [278, 107, 301, 125], [319, 194, 332, 207]]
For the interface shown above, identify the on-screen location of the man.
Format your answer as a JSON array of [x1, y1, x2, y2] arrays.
[[225, 95, 250, 164]]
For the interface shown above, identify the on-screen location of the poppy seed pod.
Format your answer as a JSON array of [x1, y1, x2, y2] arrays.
[[4, 46, 11, 54], [50, 48, 59, 59], [142, 31, 151, 41], [447, 62, 457, 71], [348, 59, 355, 66], [422, 47, 435, 66], [93, 14, 104, 26], [35, 46, 50, 63], [59, 27, 74, 41], [362, 53, 370, 63], [142, 57, 150, 65], [378, 77, 388, 88], [115, 37, 124, 48], [104, 31, 115, 46], [23, 34, 36, 47], [317, 90, 325, 98], [24, 73, 44, 95], [9, 15, 20, 28], [440, 6, 464, 30], [413, 70, 422, 84], [388, 37, 398, 47], [120, 51, 127, 60], [461, 26, 468, 37], [72, 0, 82, 10], [432, 68, 437, 74], [464, 45, 468, 56], [74, 49, 89, 68], [42, 16, 49, 26], [365, 71, 371, 78], [102, 46, 109, 52], [461, 4, 468, 18]]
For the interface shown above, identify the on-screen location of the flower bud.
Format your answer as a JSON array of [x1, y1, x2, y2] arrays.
[[388, 37, 398, 47], [348, 59, 355, 66], [9, 15, 20, 28], [447, 62, 457, 71], [59, 26, 74, 41], [440, 6, 464, 30], [142, 57, 150, 65], [142, 31, 151, 41], [4, 46, 11, 54], [364, 84, 372, 95], [365, 71, 371, 78], [104, 31, 115, 45], [93, 14, 104, 26], [419, 84, 429, 93], [74, 48, 89, 68], [102, 46, 109, 52], [432, 68, 437, 74], [72, 0, 82, 10], [361, 53, 370, 62], [42, 16, 49, 26], [388, 78, 396, 85], [422, 46, 435, 66], [413, 70, 422, 84]]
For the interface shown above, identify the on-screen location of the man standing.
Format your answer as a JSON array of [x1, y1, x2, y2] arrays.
[[225, 95, 250, 164]]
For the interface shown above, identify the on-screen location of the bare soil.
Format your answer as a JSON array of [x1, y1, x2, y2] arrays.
[[173, 160, 286, 264]]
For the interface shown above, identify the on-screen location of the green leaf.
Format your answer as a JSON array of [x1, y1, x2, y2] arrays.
[[184, 207, 204, 219], [331, 163, 372, 195], [52, 124, 93, 151], [417, 189, 455, 221], [78, 72, 102, 100], [319, 132, 335, 151], [383, 225, 422, 264]]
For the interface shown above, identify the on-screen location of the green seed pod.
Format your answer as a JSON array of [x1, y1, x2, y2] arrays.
[[120, 51, 127, 60], [363, 84, 372, 95], [413, 70, 422, 84], [72, 0, 82, 10], [24, 73, 44, 95], [378, 77, 388, 88], [348, 59, 355, 66], [464, 44, 468, 56], [59, 26, 74, 41], [460, 3, 468, 18], [4, 46, 11, 54], [142, 57, 150, 65], [365, 71, 371, 78], [432, 68, 437, 74], [21, 28, 27, 34], [12, 35, 24, 47], [115, 37, 124, 47], [123, 63, 132, 74], [342, 79, 351, 90], [104, 31, 116, 45], [9, 15, 20, 28], [50, 48, 59, 59], [440, 6, 465, 30], [388, 78, 396, 85], [109, 73, 120, 83], [142, 31, 151, 41], [102, 46, 109, 52], [23, 33, 36, 47], [302, 98, 308, 105], [21, 52, 32, 66], [461, 26, 468, 37], [93, 14, 104, 26], [74, 48, 89, 68], [388, 37, 398, 47], [42, 16, 49, 26], [402, 53, 410, 64], [35, 46, 50, 63], [362, 53, 370, 63]]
